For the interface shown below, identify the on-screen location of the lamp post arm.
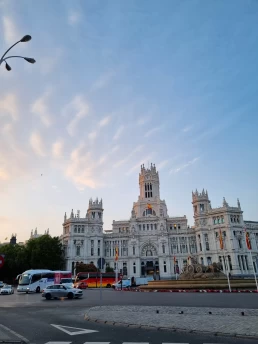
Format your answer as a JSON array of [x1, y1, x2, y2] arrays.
[[2, 55, 25, 62], [0, 40, 21, 65]]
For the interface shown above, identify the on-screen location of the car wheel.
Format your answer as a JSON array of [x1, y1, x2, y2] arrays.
[[45, 293, 51, 300], [67, 292, 74, 299], [36, 286, 40, 293]]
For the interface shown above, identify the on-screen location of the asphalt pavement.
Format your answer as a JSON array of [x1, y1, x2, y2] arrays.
[[0, 289, 258, 344]]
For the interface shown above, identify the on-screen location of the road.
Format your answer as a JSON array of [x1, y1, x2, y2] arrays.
[[1, 288, 258, 308], [0, 289, 257, 344]]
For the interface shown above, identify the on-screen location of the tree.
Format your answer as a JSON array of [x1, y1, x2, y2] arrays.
[[76, 263, 97, 273], [26, 235, 64, 270], [106, 266, 114, 272], [0, 235, 64, 283]]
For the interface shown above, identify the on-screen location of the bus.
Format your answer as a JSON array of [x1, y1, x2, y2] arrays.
[[75, 271, 116, 288], [17, 269, 72, 293]]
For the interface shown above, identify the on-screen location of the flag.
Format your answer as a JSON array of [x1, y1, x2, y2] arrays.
[[219, 229, 224, 250], [115, 246, 119, 261], [147, 203, 152, 210], [245, 230, 252, 250]]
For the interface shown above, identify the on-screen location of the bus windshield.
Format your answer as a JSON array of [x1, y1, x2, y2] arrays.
[[18, 274, 31, 285]]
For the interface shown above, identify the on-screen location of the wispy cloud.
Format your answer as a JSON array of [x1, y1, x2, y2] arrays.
[[39, 48, 63, 75], [182, 126, 192, 133], [0, 93, 18, 121], [99, 115, 111, 127], [144, 126, 161, 138], [65, 144, 105, 189], [169, 157, 200, 174], [92, 71, 115, 91], [2, 16, 19, 45], [30, 132, 46, 157], [68, 11, 81, 26], [31, 91, 52, 127], [66, 95, 90, 136], [137, 117, 150, 126], [126, 155, 153, 176], [114, 145, 144, 168], [52, 139, 64, 158], [88, 131, 97, 141], [113, 125, 124, 141], [156, 159, 169, 170]]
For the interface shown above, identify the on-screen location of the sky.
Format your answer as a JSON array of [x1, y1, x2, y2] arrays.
[[0, 0, 258, 242]]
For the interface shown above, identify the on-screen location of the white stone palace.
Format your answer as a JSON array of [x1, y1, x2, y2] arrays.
[[61, 163, 258, 278]]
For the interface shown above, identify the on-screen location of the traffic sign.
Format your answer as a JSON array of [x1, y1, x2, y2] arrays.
[[97, 257, 105, 269], [0, 255, 5, 268]]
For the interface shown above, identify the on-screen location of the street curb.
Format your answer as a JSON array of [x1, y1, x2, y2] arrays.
[[114, 287, 258, 293], [84, 314, 258, 340]]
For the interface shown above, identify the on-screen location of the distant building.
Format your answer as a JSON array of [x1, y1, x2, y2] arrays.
[[61, 163, 258, 278], [30, 228, 49, 239]]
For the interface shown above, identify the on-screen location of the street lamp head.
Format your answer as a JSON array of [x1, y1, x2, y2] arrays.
[[24, 57, 36, 64], [20, 35, 32, 43], [5, 62, 11, 71]]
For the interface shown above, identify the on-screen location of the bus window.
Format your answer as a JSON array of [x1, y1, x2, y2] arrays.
[[31, 273, 42, 283]]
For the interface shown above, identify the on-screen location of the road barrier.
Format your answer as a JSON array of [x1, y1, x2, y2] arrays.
[[115, 287, 258, 293]]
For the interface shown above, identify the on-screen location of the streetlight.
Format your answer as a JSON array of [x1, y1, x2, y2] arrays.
[[0, 34, 36, 72]]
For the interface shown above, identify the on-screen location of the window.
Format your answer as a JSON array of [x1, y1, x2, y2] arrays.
[[178, 224, 181, 229], [139, 224, 141, 230], [154, 224, 157, 230], [98, 212, 102, 219], [78, 226, 80, 233], [81, 226, 84, 233], [200, 204, 204, 212], [238, 239, 242, 249], [199, 243, 202, 251], [98, 248, 100, 256], [74, 226, 77, 233], [163, 261, 167, 273], [92, 212, 95, 219], [228, 255, 232, 271], [174, 224, 177, 229], [207, 257, 212, 265], [162, 245, 165, 254], [205, 241, 210, 251], [147, 224, 149, 230], [151, 224, 153, 230], [133, 262, 136, 274], [143, 224, 145, 230], [221, 216, 224, 224], [91, 240, 94, 256], [133, 246, 135, 255], [76, 246, 80, 256], [200, 257, 204, 265]]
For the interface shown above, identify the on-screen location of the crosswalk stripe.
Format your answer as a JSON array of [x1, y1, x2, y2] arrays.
[[45, 342, 71, 344], [84, 342, 110, 344]]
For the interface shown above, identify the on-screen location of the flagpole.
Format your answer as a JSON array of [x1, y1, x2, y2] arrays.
[[249, 250, 258, 291], [223, 248, 231, 292], [219, 229, 231, 292]]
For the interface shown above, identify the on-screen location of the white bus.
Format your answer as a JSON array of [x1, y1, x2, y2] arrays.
[[17, 269, 72, 293]]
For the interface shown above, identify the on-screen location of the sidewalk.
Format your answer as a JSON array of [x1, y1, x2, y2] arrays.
[[85, 305, 258, 339], [0, 324, 27, 343]]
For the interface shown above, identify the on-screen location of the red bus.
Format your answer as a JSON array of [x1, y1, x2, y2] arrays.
[[75, 272, 116, 288]]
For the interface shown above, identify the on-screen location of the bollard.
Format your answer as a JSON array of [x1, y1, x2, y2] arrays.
[[241, 312, 245, 316], [179, 311, 184, 314], [209, 311, 212, 314], [156, 310, 159, 314]]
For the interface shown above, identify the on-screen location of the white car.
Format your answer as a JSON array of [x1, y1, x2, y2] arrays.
[[0, 281, 4, 288], [42, 284, 83, 300], [60, 278, 73, 288], [0, 285, 14, 295]]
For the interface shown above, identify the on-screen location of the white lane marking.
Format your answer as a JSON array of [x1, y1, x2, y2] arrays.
[[51, 324, 98, 336], [122, 343, 149, 344], [45, 342, 71, 344], [84, 342, 110, 344], [0, 324, 30, 343]]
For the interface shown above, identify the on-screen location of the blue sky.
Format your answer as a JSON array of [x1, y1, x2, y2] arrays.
[[0, 0, 258, 242]]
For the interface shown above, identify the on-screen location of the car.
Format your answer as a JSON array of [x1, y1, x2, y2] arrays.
[[75, 281, 88, 289], [0, 285, 14, 295], [0, 281, 4, 288], [42, 284, 83, 300], [60, 278, 73, 288]]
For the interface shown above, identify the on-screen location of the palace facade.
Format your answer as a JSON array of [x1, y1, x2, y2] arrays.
[[61, 163, 258, 278]]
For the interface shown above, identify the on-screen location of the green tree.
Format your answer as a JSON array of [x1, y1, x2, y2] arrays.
[[106, 266, 114, 272], [26, 235, 64, 270], [76, 263, 97, 273]]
